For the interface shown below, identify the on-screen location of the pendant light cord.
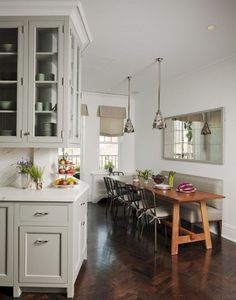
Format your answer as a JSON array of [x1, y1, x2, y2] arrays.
[[128, 76, 131, 118], [156, 58, 163, 111]]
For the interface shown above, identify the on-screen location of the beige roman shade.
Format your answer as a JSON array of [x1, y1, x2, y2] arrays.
[[97, 105, 126, 137], [81, 104, 88, 116]]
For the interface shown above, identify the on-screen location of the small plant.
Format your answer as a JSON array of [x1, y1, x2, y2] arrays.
[[136, 169, 153, 181], [75, 165, 80, 173], [28, 165, 44, 182], [16, 158, 33, 174], [104, 161, 115, 172]]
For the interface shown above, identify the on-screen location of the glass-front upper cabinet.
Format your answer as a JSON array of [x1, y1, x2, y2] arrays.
[[69, 28, 81, 144], [0, 22, 24, 142], [28, 21, 64, 143]]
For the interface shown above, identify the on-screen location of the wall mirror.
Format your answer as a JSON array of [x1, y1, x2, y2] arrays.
[[163, 108, 223, 164]]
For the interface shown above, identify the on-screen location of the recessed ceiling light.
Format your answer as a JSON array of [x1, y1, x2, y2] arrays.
[[207, 24, 216, 31]]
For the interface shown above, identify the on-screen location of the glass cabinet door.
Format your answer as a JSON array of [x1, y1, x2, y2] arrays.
[[69, 29, 80, 143], [28, 21, 64, 143], [0, 22, 24, 142]]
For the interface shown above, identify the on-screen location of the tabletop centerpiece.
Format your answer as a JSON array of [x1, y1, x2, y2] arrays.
[[136, 169, 153, 184]]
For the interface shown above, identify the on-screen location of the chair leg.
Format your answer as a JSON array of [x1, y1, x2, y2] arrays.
[[217, 220, 222, 237], [154, 219, 157, 253], [105, 196, 110, 216]]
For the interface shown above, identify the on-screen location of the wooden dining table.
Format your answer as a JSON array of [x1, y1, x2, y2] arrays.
[[113, 175, 225, 255]]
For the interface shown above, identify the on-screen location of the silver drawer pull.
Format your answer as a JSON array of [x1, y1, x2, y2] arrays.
[[80, 203, 85, 206], [34, 240, 49, 245], [34, 212, 49, 216]]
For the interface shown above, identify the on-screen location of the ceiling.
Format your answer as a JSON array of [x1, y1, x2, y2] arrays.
[[80, 0, 236, 95]]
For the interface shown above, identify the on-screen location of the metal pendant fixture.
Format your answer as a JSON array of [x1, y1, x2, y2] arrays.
[[153, 58, 166, 129], [124, 76, 135, 133], [201, 113, 211, 135]]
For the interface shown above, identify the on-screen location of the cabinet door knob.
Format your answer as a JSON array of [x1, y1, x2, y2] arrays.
[[81, 221, 85, 226], [34, 240, 49, 245], [80, 203, 85, 206], [34, 212, 49, 216]]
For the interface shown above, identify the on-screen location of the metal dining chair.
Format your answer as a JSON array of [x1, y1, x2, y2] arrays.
[[140, 188, 171, 252], [104, 177, 117, 215]]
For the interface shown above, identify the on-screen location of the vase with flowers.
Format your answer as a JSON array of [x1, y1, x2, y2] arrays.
[[16, 158, 33, 189], [28, 165, 45, 190], [136, 169, 153, 184]]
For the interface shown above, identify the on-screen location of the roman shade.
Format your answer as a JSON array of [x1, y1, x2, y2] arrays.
[[97, 105, 126, 137], [81, 104, 88, 116]]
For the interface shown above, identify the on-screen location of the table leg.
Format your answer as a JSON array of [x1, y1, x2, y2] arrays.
[[200, 201, 212, 249], [171, 203, 180, 255]]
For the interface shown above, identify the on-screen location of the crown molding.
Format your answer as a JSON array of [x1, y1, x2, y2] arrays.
[[0, 0, 92, 50]]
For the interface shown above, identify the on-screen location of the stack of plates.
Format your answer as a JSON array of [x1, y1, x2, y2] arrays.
[[38, 123, 57, 136]]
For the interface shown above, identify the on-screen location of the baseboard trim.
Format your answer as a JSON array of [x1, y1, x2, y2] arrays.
[[222, 222, 236, 243]]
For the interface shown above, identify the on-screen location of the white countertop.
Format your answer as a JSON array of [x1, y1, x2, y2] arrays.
[[0, 181, 89, 203]]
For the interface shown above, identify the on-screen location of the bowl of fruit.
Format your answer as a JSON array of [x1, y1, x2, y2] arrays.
[[53, 177, 79, 188]]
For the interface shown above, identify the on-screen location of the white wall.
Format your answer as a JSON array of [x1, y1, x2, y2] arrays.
[[0, 148, 57, 188], [135, 55, 236, 242], [81, 92, 135, 200]]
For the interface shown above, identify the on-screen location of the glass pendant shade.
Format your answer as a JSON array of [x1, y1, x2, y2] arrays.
[[153, 110, 166, 129], [201, 122, 211, 135], [124, 76, 134, 133], [153, 57, 165, 129]]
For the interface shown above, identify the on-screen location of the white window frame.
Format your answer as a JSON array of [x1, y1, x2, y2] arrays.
[[99, 136, 120, 170]]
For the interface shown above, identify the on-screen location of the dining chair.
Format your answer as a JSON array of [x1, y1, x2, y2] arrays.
[[140, 188, 171, 252], [113, 180, 128, 219], [104, 177, 116, 215]]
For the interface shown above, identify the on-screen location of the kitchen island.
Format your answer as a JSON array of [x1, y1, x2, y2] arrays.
[[0, 181, 89, 298]]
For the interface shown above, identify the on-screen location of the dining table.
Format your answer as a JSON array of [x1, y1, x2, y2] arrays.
[[112, 175, 225, 255]]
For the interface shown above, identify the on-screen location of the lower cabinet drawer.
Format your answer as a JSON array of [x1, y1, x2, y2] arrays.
[[19, 226, 67, 284], [19, 204, 68, 225]]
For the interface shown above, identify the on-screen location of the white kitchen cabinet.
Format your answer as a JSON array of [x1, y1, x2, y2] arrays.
[[19, 226, 67, 284], [0, 182, 89, 298], [0, 203, 13, 286], [0, 16, 84, 148]]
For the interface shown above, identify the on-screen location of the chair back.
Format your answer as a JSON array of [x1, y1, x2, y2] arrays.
[[140, 188, 157, 215], [104, 177, 115, 196], [110, 171, 124, 176], [114, 180, 127, 200], [125, 184, 141, 208]]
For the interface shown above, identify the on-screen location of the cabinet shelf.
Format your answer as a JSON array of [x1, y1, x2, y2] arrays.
[[0, 81, 17, 84], [0, 110, 16, 113], [35, 81, 58, 88], [36, 52, 57, 62], [35, 111, 56, 114]]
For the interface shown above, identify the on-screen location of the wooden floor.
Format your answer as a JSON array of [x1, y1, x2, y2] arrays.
[[1, 203, 236, 300]]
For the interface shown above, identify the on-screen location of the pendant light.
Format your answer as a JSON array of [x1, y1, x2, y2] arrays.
[[124, 76, 134, 133], [201, 113, 211, 135], [152, 58, 166, 129]]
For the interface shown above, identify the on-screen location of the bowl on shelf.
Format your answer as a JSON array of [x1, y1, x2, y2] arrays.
[[0, 43, 17, 52], [0, 101, 16, 110]]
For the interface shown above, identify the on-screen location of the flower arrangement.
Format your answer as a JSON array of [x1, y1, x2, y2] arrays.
[[28, 165, 45, 190], [16, 158, 33, 174], [136, 169, 153, 181]]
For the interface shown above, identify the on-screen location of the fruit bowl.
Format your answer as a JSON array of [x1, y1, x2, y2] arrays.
[[152, 174, 165, 184], [53, 177, 79, 188]]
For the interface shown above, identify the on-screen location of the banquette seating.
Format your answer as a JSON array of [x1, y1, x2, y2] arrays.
[[161, 171, 223, 236]]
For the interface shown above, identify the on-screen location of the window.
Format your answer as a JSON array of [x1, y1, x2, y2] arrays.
[[58, 148, 80, 167], [99, 136, 119, 169]]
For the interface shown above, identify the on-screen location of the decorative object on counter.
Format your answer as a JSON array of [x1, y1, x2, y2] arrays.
[[53, 176, 79, 188], [152, 57, 166, 129], [124, 76, 135, 133], [168, 171, 176, 188], [28, 165, 44, 190], [136, 169, 153, 184], [16, 158, 33, 189], [104, 161, 115, 174], [176, 182, 196, 193], [152, 174, 165, 184]]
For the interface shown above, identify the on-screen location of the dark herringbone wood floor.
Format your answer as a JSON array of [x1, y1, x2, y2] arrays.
[[1, 203, 236, 300]]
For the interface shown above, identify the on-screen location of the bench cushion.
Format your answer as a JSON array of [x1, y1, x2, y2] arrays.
[[181, 203, 222, 223]]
